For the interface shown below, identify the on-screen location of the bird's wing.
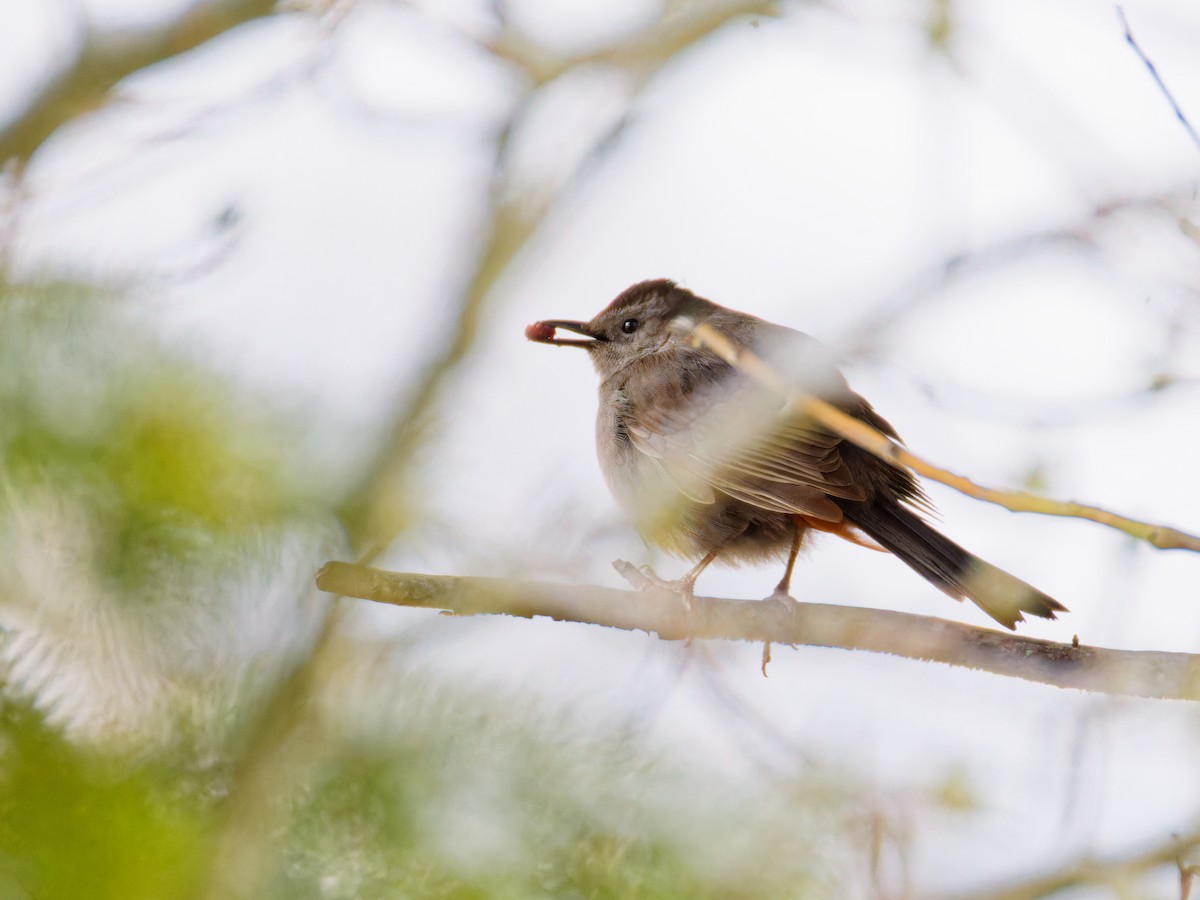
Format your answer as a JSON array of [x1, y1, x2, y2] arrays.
[[623, 349, 867, 523]]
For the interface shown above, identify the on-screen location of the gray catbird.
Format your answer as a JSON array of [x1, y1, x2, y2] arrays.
[[527, 278, 1065, 629]]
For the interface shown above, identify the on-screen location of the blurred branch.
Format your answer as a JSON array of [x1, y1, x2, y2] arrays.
[[29, 15, 344, 227], [839, 227, 1094, 360], [316, 562, 1200, 702], [1117, 6, 1200, 154], [342, 157, 538, 560], [343, 0, 778, 560], [0, 0, 280, 168], [688, 321, 1200, 552], [881, 370, 1199, 431], [944, 827, 1200, 900], [486, 0, 779, 85], [199, 605, 344, 900], [841, 187, 1200, 361]]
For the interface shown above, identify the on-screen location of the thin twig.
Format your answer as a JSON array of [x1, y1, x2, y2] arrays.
[[686, 322, 1200, 552], [316, 562, 1200, 702], [1116, 6, 1200, 153]]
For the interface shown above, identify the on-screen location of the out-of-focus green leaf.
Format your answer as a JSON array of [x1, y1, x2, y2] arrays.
[[0, 277, 337, 750], [0, 695, 210, 900], [0, 281, 325, 596]]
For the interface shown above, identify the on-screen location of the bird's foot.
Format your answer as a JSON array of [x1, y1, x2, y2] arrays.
[[762, 585, 802, 621], [636, 564, 679, 590], [640, 565, 697, 612], [611, 561, 695, 611]]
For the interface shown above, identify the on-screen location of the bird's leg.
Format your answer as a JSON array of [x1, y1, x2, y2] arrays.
[[676, 548, 722, 610], [764, 520, 805, 615]]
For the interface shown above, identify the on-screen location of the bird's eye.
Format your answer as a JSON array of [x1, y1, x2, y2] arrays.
[[621, 318, 639, 334]]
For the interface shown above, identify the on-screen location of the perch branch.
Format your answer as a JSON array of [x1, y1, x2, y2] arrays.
[[316, 562, 1200, 702], [0, 0, 280, 167], [686, 322, 1200, 553]]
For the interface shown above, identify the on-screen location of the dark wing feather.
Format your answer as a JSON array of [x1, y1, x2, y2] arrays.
[[622, 344, 866, 522]]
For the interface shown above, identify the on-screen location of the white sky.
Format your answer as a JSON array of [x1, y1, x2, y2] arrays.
[[4, 0, 1200, 893]]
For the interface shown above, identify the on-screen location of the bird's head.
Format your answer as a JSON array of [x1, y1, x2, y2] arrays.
[[526, 279, 716, 380]]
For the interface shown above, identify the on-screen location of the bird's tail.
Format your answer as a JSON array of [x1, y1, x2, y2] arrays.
[[837, 499, 1066, 629]]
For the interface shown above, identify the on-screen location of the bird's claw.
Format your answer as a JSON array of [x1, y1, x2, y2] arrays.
[[762, 586, 802, 622], [640, 566, 696, 612]]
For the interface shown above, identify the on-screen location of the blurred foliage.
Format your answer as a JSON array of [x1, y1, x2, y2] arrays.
[[0, 277, 333, 746], [0, 279, 320, 593], [266, 670, 853, 900], [0, 663, 862, 900], [0, 694, 209, 900]]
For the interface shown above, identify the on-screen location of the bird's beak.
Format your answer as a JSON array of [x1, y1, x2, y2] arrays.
[[525, 320, 608, 348]]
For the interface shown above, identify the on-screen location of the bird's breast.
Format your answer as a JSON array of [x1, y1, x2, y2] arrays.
[[595, 386, 655, 510]]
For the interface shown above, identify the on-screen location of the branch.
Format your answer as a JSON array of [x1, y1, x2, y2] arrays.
[[685, 321, 1200, 553], [486, 0, 779, 86], [0, 0, 280, 167], [315, 562, 1200, 702], [1117, 6, 1200, 154]]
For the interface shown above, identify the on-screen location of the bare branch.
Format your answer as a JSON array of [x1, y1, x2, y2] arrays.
[[1117, 6, 1200, 154], [316, 562, 1200, 702], [686, 321, 1200, 553], [0, 0, 280, 168]]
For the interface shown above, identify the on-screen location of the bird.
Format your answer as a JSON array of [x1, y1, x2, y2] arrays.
[[526, 278, 1066, 630]]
